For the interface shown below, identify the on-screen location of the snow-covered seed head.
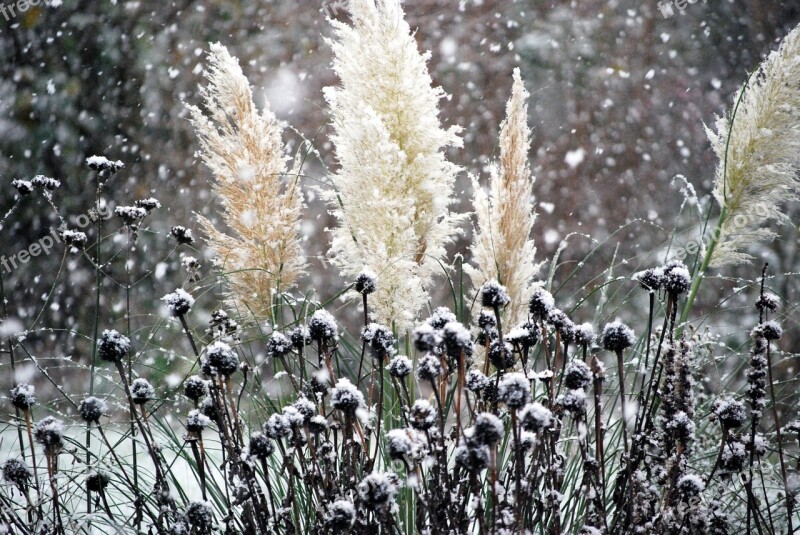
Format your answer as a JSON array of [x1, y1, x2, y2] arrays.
[[11, 179, 33, 195], [416, 354, 443, 383], [665, 411, 696, 443], [481, 280, 510, 308], [61, 229, 88, 249], [31, 175, 61, 190], [2, 458, 31, 488], [183, 376, 208, 402], [134, 197, 161, 213], [675, 474, 705, 500], [266, 332, 293, 359], [663, 260, 691, 296], [204, 341, 239, 377], [86, 155, 124, 174], [488, 340, 514, 370], [115, 206, 148, 225], [248, 432, 275, 460], [308, 309, 338, 343], [326, 500, 356, 531], [162, 288, 195, 316], [289, 325, 312, 349], [528, 287, 555, 319], [185, 501, 214, 531], [10, 383, 35, 411], [292, 397, 316, 423], [281, 406, 305, 429], [265, 413, 291, 439], [79, 396, 107, 424], [354, 269, 377, 295], [86, 471, 111, 493], [442, 321, 473, 358], [131, 378, 155, 405], [388, 355, 413, 378], [170, 225, 195, 245], [472, 413, 504, 446], [98, 329, 130, 362], [477, 310, 497, 331], [756, 292, 779, 313], [520, 402, 552, 433], [308, 415, 328, 434], [412, 323, 441, 353], [633, 267, 665, 293], [362, 323, 395, 360], [465, 369, 489, 392], [547, 309, 575, 342], [748, 433, 768, 458], [720, 439, 747, 472], [498, 372, 531, 409], [357, 472, 399, 511], [575, 323, 595, 346], [408, 399, 437, 431], [505, 321, 539, 350], [426, 307, 457, 330], [455, 443, 490, 473], [713, 397, 747, 430], [760, 320, 783, 341], [330, 378, 364, 416], [386, 428, 421, 462], [563, 360, 592, 390], [198, 397, 219, 424], [601, 321, 635, 352], [34, 416, 65, 455], [186, 410, 211, 434], [555, 389, 587, 416]]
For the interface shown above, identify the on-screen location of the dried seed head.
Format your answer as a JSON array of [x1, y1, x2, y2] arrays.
[[547, 309, 575, 342], [575, 323, 595, 346], [289, 326, 312, 349], [86, 471, 111, 493], [498, 372, 530, 408], [183, 376, 208, 402], [34, 416, 65, 455], [292, 397, 316, 423], [10, 383, 35, 411], [185, 501, 214, 531], [465, 369, 489, 392], [162, 288, 195, 316], [472, 413, 504, 446], [134, 197, 161, 213], [170, 225, 195, 245], [186, 410, 211, 434], [31, 175, 61, 190], [454, 443, 490, 473], [204, 341, 239, 376], [441, 321, 472, 358], [713, 397, 747, 430], [308, 415, 328, 434], [362, 323, 396, 360], [519, 402, 552, 433], [412, 323, 441, 353], [481, 280, 510, 308], [2, 458, 31, 488], [354, 270, 377, 295], [555, 389, 587, 416], [505, 321, 539, 350], [663, 260, 691, 296], [131, 378, 155, 405], [633, 267, 665, 293], [115, 206, 148, 225], [388, 355, 413, 378], [416, 354, 443, 383], [11, 179, 33, 195], [477, 310, 497, 331], [426, 307, 457, 330], [488, 340, 514, 370], [248, 432, 275, 460], [308, 310, 338, 343], [528, 287, 555, 319], [98, 329, 130, 362], [756, 292, 779, 312], [266, 332, 293, 358], [326, 500, 356, 531], [563, 360, 592, 390], [265, 413, 292, 439], [78, 396, 107, 424], [760, 320, 783, 340], [86, 155, 124, 174], [357, 472, 399, 511], [601, 321, 635, 352], [386, 428, 425, 462], [330, 378, 364, 416], [676, 474, 705, 500], [408, 400, 437, 431], [61, 229, 88, 249]]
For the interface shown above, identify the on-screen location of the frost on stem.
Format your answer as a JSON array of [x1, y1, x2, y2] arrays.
[[162, 288, 195, 316], [98, 329, 130, 362], [10, 383, 35, 411]]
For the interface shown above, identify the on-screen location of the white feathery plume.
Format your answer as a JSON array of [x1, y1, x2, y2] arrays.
[[705, 25, 800, 268], [465, 68, 541, 326], [323, 0, 463, 329], [187, 43, 305, 320]]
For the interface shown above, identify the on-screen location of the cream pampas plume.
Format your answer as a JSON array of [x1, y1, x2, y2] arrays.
[[323, 0, 463, 329], [188, 43, 305, 320], [681, 25, 800, 323], [466, 69, 541, 326]]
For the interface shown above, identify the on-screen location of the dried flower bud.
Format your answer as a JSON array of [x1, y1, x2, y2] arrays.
[[186, 410, 211, 434], [162, 288, 195, 316], [326, 500, 356, 531], [601, 321, 635, 352], [31, 175, 61, 190], [183, 376, 208, 402], [11, 179, 33, 195], [416, 354, 443, 383], [357, 472, 398, 511], [465, 369, 489, 392], [472, 413, 504, 446], [248, 432, 275, 460], [10, 383, 35, 411], [267, 332, 293, 358], [330, 378, 364, 416], [98, 329, 130, 362], [426, 307, 456, 330], [520, 402, 552, 433], [171, 225, 195, 245], [408, 400, 436, 431], [308, 310, 338, 343], [85, 471, 111, 493], [663, 260, 691, 296], [185, 501, 214, 531], [2, 458, 31, 489], [498, 372, 530, 408], [633, 267, 664, 293], [79, 396, 107, 424], [354, 270, 377, 295], [388, 355, 413, 378], [134, 198, 161, 213], [34, 416, 64, 455], [713, 397, 747, 430], [204, 341, 239, 376], [131, 378, 155, 405], [529, 287, 555, 319], [412, 323, 441, 353], [481, 280, 510, 308], [563, 360, 592, 390]]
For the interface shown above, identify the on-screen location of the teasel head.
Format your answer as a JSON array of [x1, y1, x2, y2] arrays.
[[189, 43, 305, 322]]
